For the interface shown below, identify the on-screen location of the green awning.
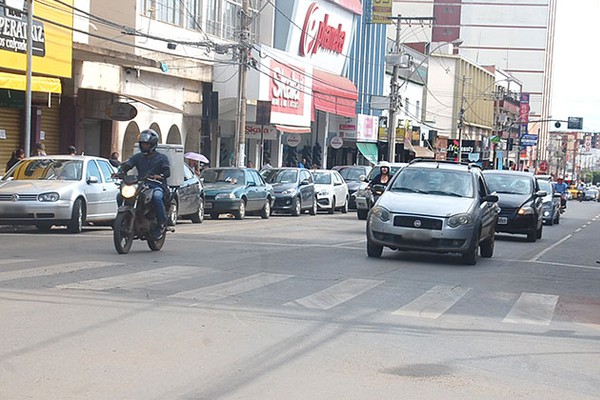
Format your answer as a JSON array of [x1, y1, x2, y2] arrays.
[[356, 142, 378, 165]]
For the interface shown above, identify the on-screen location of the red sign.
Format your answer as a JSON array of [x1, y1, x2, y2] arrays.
[[299, 2, 347, 57], [269, 60, 305, 116], [539, 160, 549, 172]]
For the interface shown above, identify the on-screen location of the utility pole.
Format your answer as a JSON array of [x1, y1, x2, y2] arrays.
[[234, 0, 250, 167], [24, 0, 34, 156], [457, 75, 466, 163], [387, 15, 435, 163]]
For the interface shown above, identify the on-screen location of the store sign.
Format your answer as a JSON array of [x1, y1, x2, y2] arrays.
[[106, 102, 137, 121], [330, 136, 343, 149], [0, 5, 45, 56], [245, 124, 278, 141], [356, 114, 378, 142], [270, 60, 305, 115], [285, 0, 354, 75], [286, 134, 301, 147], [300, 2, 346, 56]]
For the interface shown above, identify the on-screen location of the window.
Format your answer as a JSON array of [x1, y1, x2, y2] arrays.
[[416, 100, 421, 118], [207, 0, 258, 41], [142, 0, 203, 30], [98, 160, 116, 183], [184, 0, 203, 30], [87, 161, 102, 183]]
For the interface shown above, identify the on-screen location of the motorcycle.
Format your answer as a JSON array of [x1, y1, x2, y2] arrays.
[[112, 175, 175, 254], [370, 184, 386, 205]]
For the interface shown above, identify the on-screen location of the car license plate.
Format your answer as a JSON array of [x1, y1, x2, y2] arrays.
[[205, 202, 212, 209], [498, 216, 508, 224]]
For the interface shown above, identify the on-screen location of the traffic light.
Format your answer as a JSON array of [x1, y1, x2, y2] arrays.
[[507, 137, 514, 151]]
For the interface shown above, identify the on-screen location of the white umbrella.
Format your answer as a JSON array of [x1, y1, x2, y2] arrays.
[[184, 152, 209, 164]]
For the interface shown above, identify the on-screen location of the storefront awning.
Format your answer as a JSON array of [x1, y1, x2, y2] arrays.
[[0, 71, 62, 94], [312, 69, 358, 118], [329, 0, 363, 14], [409, 144, 435, 158], [275, 125, 311, 134], [356, 142, 379, 165]]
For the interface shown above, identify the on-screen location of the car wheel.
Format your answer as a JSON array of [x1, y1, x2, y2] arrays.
[[210, 213, 220, 220], [35, 222, 53, 232], [341, 197, 348, 213], [554, 211, 560, 224], [67, 198, 85, 233], [168, 198, 178, 226], [328, 197, 336, 214], [234, 199, 246, 220], [260, 198, 271, 219], [480, 233, 495, 258], [291, 197, 301, 216], [309, 197, 317, 215], [367, 237, 383, 258], [547, 214, 554, 226], [526, 226, 537, 242], [190, 197, 204, 223], [462, 231, 479, 265], [357, 209, 368, 220], [536, 222, 543, 239]]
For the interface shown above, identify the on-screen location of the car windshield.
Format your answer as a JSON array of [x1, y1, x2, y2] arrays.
[[201, 169, 245, 184], [537, 179, 553, 194], [486, 175, 532, 195], [262, 169, 298, 184], [3, 159, 83, 181], [313, 172, 332, 184], [389, 168, 474, 198], [337, 167, 364, 181]]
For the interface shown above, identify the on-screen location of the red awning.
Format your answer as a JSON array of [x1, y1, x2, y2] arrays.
[[312, 69, 358, 118], [327, 0, 363, 15], [275, 125, 312, 134]]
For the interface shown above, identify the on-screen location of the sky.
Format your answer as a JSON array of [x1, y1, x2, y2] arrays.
[[550, 0, 600, 132]]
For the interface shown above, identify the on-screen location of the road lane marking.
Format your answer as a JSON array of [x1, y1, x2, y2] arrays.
[[503, 292, 559, 325], [285, 278, 383, 310], [171, 272, 294, 302], [0, 259, 34, 266], [529, 234, 572, 262], [392, 285, 471, 319], [0, 261, 122, 282], [56, 266, 208, 291]]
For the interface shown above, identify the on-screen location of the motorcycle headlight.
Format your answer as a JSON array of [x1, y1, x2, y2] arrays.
[[282, 189, 296, 195], [448, 213, 473, 228], [38, 192, 59, 202], [121, 184, 137, 199], [371, 206, 391, 222], [518, 206, 534, 215], [216, 192, 236, 199]]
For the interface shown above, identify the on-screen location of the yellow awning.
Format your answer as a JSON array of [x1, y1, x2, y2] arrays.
[[0, 72, 62, 94]]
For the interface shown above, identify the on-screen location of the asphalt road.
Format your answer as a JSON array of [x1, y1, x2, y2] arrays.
[[1, 202, 599, 400]]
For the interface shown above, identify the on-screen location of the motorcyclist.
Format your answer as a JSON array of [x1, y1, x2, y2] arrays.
[[370, 162, 392, 187], [117, 129, 171, 239], [553, 176, 568, 209]]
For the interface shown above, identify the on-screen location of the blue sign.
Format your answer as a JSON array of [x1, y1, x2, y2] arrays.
[[520, 134, 538, 147]]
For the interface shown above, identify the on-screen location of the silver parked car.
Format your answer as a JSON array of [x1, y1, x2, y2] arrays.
[[0, 156, 119, 232], [366, 160, 499, 265]]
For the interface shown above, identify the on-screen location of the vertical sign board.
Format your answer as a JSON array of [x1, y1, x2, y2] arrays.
[[519, 93, 530, 137], [371, 0, 392, 24]]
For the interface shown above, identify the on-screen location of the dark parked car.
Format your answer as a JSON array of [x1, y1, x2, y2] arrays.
[[201, 167, 272, 220], [261, 167, 317, 216], [333, 165, 372, 209], [536, 178, 561, 225], [483, 170, 546, 242], [168, 163, 205, 225]]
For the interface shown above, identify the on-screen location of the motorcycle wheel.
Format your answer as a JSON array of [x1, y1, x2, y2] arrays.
[[113, 213, 134, 254], [147, 234, 165, 251]]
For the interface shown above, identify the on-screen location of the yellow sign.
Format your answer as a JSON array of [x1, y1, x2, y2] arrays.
[[0, 0, 73, 78], [372, 0, 392, 24]]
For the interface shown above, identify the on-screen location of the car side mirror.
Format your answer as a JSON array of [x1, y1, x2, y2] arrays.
[[536, 190, 547, 197], [300, 179, 310, 186], [484, 194, 498, 202], [247, 181, 256, 187], [87, 176, 99, 184]]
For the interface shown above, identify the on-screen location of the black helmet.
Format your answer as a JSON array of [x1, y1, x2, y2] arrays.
[[139, 129, 159, 153]]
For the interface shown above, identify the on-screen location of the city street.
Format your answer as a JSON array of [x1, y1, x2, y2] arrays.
[[1, 203, 599, 400]]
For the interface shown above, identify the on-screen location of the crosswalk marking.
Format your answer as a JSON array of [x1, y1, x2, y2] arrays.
[[285, 278, 384, 310], [0, 259, 34, 266], [56, 266, 208, 291], [170, 272, 294, 302], [0, 261, 122, 282], [503, 292, 559, 325], [392, 285, 471, 319]]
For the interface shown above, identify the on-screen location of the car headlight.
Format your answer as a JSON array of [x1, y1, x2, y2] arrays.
[[216, 192, 236, 199], [38, 192, 59, 202], [371, 206, 391, 222], [121, 184, 137, 199], [448, 213, 473, 228], [517, 206, 534, 215], [281, 189, 296, 195], [318, 190, 330, 196]]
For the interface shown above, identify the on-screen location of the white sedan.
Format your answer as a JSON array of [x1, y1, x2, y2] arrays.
[[0, 155, 119, 232], [312, 169, 349, 213]]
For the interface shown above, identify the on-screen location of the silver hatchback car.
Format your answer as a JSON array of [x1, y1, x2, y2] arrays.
[[0, 156, 119, 232], [366, 160, 499, 265]]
